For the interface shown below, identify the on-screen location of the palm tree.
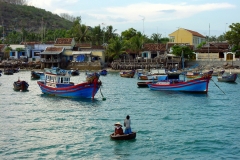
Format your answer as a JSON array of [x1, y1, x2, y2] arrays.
[[105, 25, 118, 43], [126, 35, 144, 58], [150, 33, 162, 43], [106, 37, 125, 60]]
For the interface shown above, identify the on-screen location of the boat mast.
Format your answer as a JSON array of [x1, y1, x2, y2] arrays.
[[208, 23, 210, 65]]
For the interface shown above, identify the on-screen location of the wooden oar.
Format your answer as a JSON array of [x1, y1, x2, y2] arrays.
[[211, 79, 225, 94]]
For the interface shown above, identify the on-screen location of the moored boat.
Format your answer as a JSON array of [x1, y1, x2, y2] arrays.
[[31, 70, 44, 80], [110, 132, 136, 140], [99, 69, 108, 76], [217, 71, 238, 82], [148, 72, 212, 94], [185, 71, 201, 78], [4, 68, 14, 75], [71, 69, 80, 76], [137, 81, 155, 88], [37, 67, 102, 99], [13, 78, 29, 91], [120, 70, 135, 78]]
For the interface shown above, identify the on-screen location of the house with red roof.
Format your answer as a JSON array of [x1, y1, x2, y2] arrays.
[[169, 28, 206, 48]]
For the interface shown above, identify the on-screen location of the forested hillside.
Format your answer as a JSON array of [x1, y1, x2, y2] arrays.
[[0, 1, 73, 35]]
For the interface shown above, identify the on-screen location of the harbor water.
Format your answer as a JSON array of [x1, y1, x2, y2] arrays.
[[0, 71, 240, 159]]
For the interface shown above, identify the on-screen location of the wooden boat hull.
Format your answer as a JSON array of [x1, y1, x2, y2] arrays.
[[148, 76, 211, 93], [37, 81, 101, 98], [13, 81, 29, 91], [217, 73, 237, 82], [137, 81, 154, 88], [120, 70, 135, 78], [110, 132, 136, 140]]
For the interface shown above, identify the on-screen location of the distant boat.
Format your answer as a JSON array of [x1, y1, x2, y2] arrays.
[[13, 78, 29, 91], [148, 72, 212, 94], [217, 71, 238, 82], [138, 69, 167, 80], [110, 132, 136, 140], [120, 70, 135, 78], [3, 68, 14, 75], [31, 70, 44, 80], [37, 67, 102, 99], [185, 71, 201, 78], [71, 69, 80, 76], [137, 81, 154, 88], [99, 69, 108, 76]]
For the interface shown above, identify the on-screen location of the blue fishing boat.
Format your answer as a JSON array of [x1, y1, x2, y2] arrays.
[[37, 67, 102, 99], [148, 72, 212, 93], [99, 69, 108, 76]]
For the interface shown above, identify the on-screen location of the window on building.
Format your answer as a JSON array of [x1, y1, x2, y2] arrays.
[[34, 52, 40, 56]]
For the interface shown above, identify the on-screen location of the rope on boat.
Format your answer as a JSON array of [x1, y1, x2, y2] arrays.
[[211, 79, 225, 94]]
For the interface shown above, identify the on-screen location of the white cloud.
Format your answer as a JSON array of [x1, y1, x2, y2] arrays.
[[93, 2, 235, 23]]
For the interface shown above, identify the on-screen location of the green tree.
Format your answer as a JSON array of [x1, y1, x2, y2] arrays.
[[125, 35, 144, 57], [121, 28, 139, 40], [3, 46, 12, 59], [171, 45, 194, 59], [150, 33, 162, 43], [104, 25, 118, 43], [106, 37, 125, 60], [225, 23, 240, 56], [197, 41, 206, 49]]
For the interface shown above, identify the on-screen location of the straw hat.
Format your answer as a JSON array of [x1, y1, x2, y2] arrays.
[[114, 122, 122, 127]]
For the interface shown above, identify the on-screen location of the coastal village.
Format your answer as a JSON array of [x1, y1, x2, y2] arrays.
[[1, 1, 240, 159], [0, 28, 240, 72]]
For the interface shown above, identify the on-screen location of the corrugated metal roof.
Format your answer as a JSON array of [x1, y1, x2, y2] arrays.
[[40, 51, 62, 55], [72, 51, 92, 55], [9, 45, 25, 50]]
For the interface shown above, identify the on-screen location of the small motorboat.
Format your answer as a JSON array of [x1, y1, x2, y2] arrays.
[[13, 78, 29, 91], [137, 81, 155, 88], [3, 68, 14, 75], [217, 71, 238, 82], [31, 70, 44, 80], [99, 69, 108, 76], [120, 70, 135, 78], [71, 69, 80, 76], [110, 132, 136, 140]]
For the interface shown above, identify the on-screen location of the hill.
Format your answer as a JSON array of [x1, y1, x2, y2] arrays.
[[0, 1, 73, 35]]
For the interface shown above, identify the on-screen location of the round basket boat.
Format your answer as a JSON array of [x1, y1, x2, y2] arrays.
[[110, 132, 136, 140]]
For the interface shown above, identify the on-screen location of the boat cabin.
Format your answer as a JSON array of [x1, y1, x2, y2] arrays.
[[44, 68, 73, 88], [157, 73, 182, 84]]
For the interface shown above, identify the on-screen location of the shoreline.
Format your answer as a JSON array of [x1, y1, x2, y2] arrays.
[[1, 67, 240, 73]]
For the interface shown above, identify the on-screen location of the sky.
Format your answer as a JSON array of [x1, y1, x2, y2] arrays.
[[27, 0, 240, 38]]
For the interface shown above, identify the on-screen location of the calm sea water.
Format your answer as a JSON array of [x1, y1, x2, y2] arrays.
[[0, 70, 240, 160]]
